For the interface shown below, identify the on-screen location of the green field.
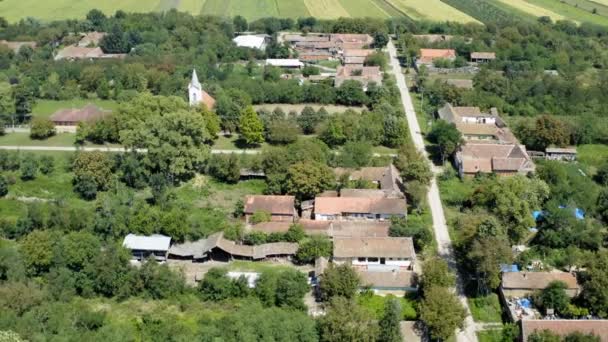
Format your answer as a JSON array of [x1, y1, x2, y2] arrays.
[[494, 0, 608, 25], [0, 0, 480, 22]]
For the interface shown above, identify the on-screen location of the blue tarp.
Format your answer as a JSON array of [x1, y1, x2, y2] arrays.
[[532, 210, 543, 221], [500, 264, 519, 272], [533, 207, 584, 222], [518, 298, 532, 309], [575, 208, 585, 220]]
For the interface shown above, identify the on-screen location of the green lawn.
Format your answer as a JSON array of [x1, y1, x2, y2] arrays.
[[32, 99, 120, 119], [357, 293, 417, 320], [468, 294, 503, 323], [578, 144, 608, 170], [0, 133, 76, 147], [477, 330, 504, 342]]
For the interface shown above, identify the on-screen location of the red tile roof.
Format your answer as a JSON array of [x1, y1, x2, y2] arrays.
[[314, 196, 405, 216], [502, 272, 579, 290], [50, 104, 111, 124], [244, 195, 295, 216], [418, 48, 456, 64], [521, 320, 608, 342]]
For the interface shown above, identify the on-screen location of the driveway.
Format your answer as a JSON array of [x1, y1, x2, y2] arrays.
[[387, 40, 478, 342]]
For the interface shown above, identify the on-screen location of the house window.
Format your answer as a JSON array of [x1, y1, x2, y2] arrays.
[[380, 258, 386, 265], [358, 257, 366, 262], [368, 257, 378, 262], [192, 93, 197, 102]]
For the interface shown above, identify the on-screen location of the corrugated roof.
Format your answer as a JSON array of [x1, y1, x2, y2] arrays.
[[471, 52, 496, 60], [233, 35, 266, 49], [123, 234, 171, 251], [265, 59, 304, 67]]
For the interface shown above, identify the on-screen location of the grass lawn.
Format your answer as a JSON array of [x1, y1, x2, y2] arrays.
[[371, 145, 398, 155], [578, 144, 608, 170], [468, 294, 503, 323], [477, 330, 504, 342], [226, 260, 303, 273], [175, 176, 266, 211], [316, 60, 341, 69], [32, 99, 120, 119], [357, 293, 417, 320], [0, 133, 76, 147]]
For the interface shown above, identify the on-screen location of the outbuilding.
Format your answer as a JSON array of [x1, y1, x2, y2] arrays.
[[123, 234, 172, 262]]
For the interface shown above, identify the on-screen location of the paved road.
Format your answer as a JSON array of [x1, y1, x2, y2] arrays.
[[387, 40, 478, 342]]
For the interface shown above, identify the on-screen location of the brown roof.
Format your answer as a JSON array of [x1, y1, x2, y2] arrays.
[[502, 272, 578, 290], [458, 143, 535, 174], [343, 57, 366, 65], [0, 40, 36, 52], [182, 232, 299, 260], [339, 189, 389, 198], [314, 197, 406, 216], [419, 49, 456, 64], [471, 52, 496, 60], [330, 34, 373, 45], [358, 269, 418, 289], [251, 219, 389, 238], [334, 165, 402, 196], [284, 34, 330, 43], [295, 41, 335, 49], [244, 195, 295, 215], [445, 79, 473, 89], [50, 104, 111, 124], [78, 32, 106, 47], [333, 236, 415, 259], [521, 320, 608, 342], [54, 46, 125, 60], [343, 49, 375, 58], [335, 65, 382, 88]]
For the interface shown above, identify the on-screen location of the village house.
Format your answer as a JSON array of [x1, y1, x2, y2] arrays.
[[123, 234, 172, 262], [417, 48, 456, 66], [437, 103, 517, 143], [244, 195, 297, 223], [334, 65, 382, 90], [545, 147, 577, 161], [334, 164, 404, 198], [77, 31, 106, 47], [0, 40, 36, 52], [168, 231, 298, 261], [470, 51, 496, 63], [520, 320, 608, 342], [250, 219, 390, 238], [333, 236, 416, 269], [188, 69, 216, 109], [330, 33, 374, 51], [341, 49, 375, 65], [314, 196, 405, 221], [265, 58, 304, 69], [54, 46, 126, 61], [500, 271, 580, 299], [283, 33, 330, 45], [50, 104, 111, 128], [456, 143, 536, 177], [232, 34, 270, 50]]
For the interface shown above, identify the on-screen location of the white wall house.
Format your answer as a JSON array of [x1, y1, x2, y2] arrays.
[[333, 237, 416, 270]]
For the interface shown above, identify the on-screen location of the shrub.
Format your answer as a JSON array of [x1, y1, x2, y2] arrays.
[[29, 118, 56, 140], [250, 211, 271, 224]]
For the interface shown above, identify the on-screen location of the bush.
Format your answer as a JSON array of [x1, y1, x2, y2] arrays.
[[266, 119, 300, 145], [295, 235, 332, 264], [19, 154, 38, 181], [73, 174, 98, 200], [250, 211, 271, 224], [0, 175, 8, 197], [29, 118, 56, 140], [38, 155, 55, 175]]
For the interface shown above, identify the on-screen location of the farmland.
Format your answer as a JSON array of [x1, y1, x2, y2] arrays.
[[386, 0, 481, 23]]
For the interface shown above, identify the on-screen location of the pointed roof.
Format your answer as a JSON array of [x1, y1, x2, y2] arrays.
[[189, 69, 201, 90]]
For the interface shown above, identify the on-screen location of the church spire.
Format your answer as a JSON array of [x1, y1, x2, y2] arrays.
[[190, 69, 201, 90]]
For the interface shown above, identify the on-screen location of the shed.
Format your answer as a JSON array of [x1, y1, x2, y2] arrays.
[[123, 234, 171, 262]]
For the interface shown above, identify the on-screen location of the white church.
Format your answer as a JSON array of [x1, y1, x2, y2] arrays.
[[188, 69, 215, 109]]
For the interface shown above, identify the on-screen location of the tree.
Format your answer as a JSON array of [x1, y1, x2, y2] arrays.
[[73, 174, 98, 200], [318, 297, 379, 342], [285, 161, 334, 200], [319, 263, 360, 301], [534, 115, 570, 150], [239, 106, 264, 146], [319, 117, 346, 147], [295, 235, 332, 264], [19, 154, 38, 181], [467, 235, 512, 293], [86, 9, 107, 30], [266, 119, 300, 144], [339, 141, 372, 168], [274, 269, 309, 310], [38, 155, 54, 175], [395, 144, 432, 185], [120, 110, 211, 182], [428, 120, 462, 163], [419, 286, 467, 341], [20, 230, 55, 275], [336, 80, 367, 106], [0, 175, 7, 197], [29, 118, 56, 140], [528, 330, 561, 342], [372, 32, 389, 48], [297, 106, 326, 134], [537, 281, 570, 314], [206, 153, 240, 183], [0, 82, 15, 117], [100, 24, 126, 53], [420, 257, 455, 291], [284, 224, 305, 242], [72, 151, 114, 191], [199, 267, 249, 300], [233, 15, 248, 32], [378, 298, 402, 342], [383, 115, 408, 148], [388, 217, 432, 251]]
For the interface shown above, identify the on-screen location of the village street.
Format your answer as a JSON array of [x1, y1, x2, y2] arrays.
[[387, 39, 479, 342]]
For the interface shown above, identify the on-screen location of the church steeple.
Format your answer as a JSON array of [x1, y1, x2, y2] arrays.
[[188, 68, 216, 109], [189, 69, 201, 90]]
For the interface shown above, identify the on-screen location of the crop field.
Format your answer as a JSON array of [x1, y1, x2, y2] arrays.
[[0, 0, 478, 22], [494, 0, 565, 21], [526, 0, 608, 25], [387, 0, 481, 23]]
